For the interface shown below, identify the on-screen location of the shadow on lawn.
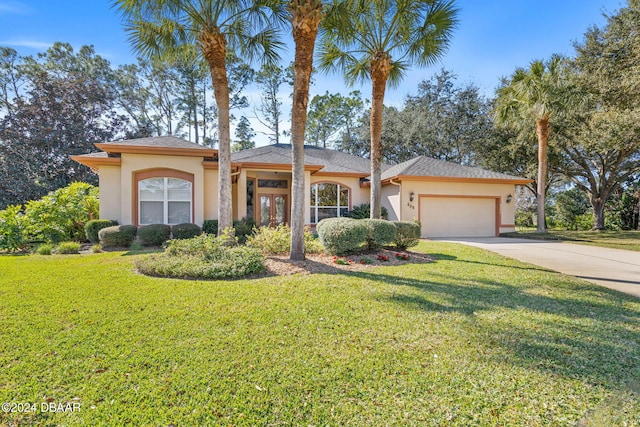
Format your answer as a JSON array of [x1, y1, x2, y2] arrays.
[[339, 260, 640, 397]]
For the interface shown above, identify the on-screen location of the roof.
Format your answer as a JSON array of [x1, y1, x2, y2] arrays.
[[95, 136, 217, 157], [381, 156, 531, 184], [231, 144, 377, 176]]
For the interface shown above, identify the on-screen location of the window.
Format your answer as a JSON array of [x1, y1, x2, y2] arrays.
[[139, 177, 192, 225], [310, 183, 349, 223]]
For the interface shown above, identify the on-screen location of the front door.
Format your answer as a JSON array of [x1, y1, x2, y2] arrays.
[[259, 194, 287, 227]]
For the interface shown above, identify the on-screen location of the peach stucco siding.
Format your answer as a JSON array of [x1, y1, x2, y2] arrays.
[[389, 180, 518, 236], [98, 165, 121, 222]]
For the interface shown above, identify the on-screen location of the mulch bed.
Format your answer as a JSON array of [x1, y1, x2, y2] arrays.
[[263, 249, 433, 277]]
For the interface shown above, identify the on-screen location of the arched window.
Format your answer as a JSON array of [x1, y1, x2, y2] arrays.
[[310, 183, 350, 223], [137, 173, 193, 225]]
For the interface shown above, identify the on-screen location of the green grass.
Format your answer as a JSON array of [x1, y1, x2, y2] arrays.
[[1, 242, 639, 426], [505, 229, 640, 251]]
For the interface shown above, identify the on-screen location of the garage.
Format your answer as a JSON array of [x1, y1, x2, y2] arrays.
[[419, 196, 498, 238]]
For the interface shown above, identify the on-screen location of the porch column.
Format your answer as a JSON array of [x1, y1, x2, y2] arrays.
[[304, 170, 311, 225], [237, 169, 247, 221]]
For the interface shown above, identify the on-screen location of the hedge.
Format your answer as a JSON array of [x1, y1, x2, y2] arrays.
[[85, 219, 118, 244], [363, 219, 397, 250], [393, 221, 421, 249], [172, 223, 202, 240], [138, 224, 171, 246], [98, 225, 138, 248], [317, 217, 367, 255]]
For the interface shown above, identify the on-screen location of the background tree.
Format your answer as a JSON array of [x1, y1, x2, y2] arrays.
[[232, 116, 256, 152], [0, 43, 128, 209], [319, 0, 458, 219], [305, 91, 345, 147], [254, 63, 288, 144], [114, 0, 283, 234], [554, 1, 640, 230], [494, 55, 575, 233]]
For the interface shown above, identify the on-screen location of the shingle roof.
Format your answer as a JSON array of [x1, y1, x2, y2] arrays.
[[100, 136, 212, 151], [231, 144, 376, 175], [381, 156, 528, 182]]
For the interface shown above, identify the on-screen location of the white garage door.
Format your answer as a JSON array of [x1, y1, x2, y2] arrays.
[[420, 197, 497, 238]]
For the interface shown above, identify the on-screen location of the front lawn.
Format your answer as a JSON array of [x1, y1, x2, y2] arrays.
[[503, 229, 640, 251], [1, 242, 639, 426]]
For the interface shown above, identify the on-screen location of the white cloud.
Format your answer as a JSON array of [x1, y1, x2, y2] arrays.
[[0, 39, 52, 50], [0, 1, 31, 15]]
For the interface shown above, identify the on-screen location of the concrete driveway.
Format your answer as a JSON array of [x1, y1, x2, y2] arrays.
[[435, 237, 640, 299]]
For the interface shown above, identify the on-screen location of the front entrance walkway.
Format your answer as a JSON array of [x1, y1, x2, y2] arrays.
[[435, 237, 640, 299]]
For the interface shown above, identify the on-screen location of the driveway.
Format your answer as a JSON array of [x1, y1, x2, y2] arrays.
[[435, 237, 640, 299]]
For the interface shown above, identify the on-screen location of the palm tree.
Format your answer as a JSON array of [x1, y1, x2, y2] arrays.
[[319, 0, 458, 219], [494, 55, 572, 233], [286, 0, 326, 261], [113, 0, 283, 235]]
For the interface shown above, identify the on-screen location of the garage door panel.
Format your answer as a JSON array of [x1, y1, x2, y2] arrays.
[[420, 197, 496, 238]]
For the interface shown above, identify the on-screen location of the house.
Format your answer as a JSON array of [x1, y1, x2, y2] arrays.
[[72, 136, 531, 238]]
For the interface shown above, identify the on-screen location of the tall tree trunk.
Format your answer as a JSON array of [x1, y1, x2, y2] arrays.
[[288, 1, 323, 261], [370, 55, 391, 219], [591, 197, 606, 230], [200, 29, 233, 235], [535, 117, 549, 233]]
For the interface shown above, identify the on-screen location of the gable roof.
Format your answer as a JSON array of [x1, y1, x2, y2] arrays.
[[381, 156, 531, 184], [95, 136, 217, 157], [231, 144, 377, 176]]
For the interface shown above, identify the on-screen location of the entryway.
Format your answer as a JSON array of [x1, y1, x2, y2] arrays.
[[258, 194, 287, 227]]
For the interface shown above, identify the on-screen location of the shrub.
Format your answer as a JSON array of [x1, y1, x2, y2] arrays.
[[247, 224, 323, 255], [136, 234, 265, 279], [22, 182, 99, 243], [0, 205, 27, 252], [343, 203, 388, 220], [233, 216, 256, 244], [85, 219, 118, 244], [98, 225, 138, 248], [362, 219, 397, 250], [393, 221, 421, 249], [172, 223, 202, 240], [138, 224, 171, 246], [247, 224, 290, 254], [57, 241, 81, 254], [36, 243, 54, 255], [202, 219, 218, 235], [317, 217, 367, 255]]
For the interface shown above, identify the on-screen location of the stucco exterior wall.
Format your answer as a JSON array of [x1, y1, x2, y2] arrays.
[[98, 165, 121, 222], [381, 184, 401, 221], [119, 153, 206, 225], [398, 180, 517, 233], [203, 168, 218, 221]]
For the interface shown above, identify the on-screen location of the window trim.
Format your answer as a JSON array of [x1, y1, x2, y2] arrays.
[[310, 181, 352, 224], [134, 169, 194, 226]]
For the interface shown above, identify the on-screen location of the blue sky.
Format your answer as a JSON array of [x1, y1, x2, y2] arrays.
[[0, 0, 623, 142]]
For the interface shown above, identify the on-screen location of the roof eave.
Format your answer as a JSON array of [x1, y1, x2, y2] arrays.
[[382, 175, 533, 185], [95, 143, 217, 158]]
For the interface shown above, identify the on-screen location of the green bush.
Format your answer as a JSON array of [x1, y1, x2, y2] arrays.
[[98, 225, 138, 248], [202, 219, 218, 235], [343, 203, 388, 220], [233, 216, 256, 244], [362, 219, 397, 250], [172, 223, 202, 240], [393, 221, 421, 249], [138, 224, 171, 246], [23, 182, 99, 243], [247, 224, 290, 254], [57, 241, 81, 254], [36, 243, 54, 255], [85, 219, 118, 244], [247, 224, 323, 255], [317, 217, 368, 255], [136, 234, 265, 279], [0, 205, 27, 252]]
